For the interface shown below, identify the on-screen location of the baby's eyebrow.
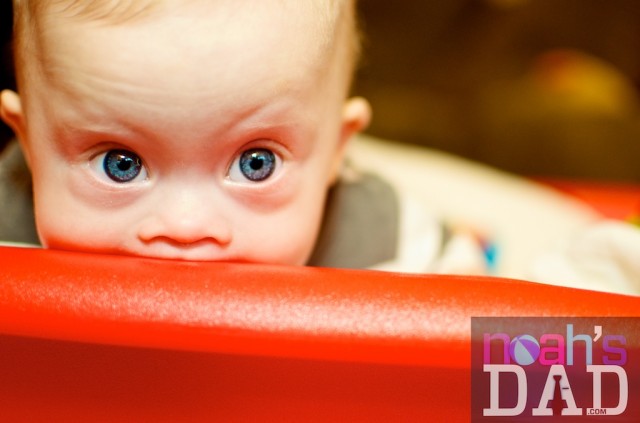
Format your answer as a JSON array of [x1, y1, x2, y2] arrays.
[[56, 117, 141, 142]]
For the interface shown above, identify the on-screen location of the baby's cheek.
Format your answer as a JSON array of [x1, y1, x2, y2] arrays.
[[254, 235, 315, 266], [67, 166, 146, 210], [34, 193, 90, 249], [32, 174, 113, 251], [270, 207, 325, 265], [36, 205, 128, 253], [34, 210, 81, 250]]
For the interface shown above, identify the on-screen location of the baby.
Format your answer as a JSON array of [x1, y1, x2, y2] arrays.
[[1, 0, 376, 265], [2, 0, 495, 275]]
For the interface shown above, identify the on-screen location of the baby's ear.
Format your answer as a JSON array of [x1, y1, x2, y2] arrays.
[[329, 96, 371, 184], [1, 90, 27, 142], [341, 96, 371, 142]]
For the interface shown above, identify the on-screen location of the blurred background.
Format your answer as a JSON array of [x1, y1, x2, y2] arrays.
[[2, 0, 640, 181], [353, 0, 640, 182]]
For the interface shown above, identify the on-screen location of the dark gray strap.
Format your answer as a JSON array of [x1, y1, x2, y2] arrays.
[[0, 140, 39, 244], [307, 172, 399, 269]]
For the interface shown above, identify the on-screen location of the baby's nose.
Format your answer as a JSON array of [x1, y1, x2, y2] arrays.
[[137, 189, 232, 247]]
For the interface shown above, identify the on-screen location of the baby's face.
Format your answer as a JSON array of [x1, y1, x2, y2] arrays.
[[2, 1, 369, 264]]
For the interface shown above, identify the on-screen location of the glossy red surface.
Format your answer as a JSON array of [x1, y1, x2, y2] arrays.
[[1, 246, 639, 421]]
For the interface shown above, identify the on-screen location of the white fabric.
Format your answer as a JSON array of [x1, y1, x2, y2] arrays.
[[347, 135, 600, 277], [366, 192, 489, 275], [531, 220, 640, 295], [347, 135, 640, 295]]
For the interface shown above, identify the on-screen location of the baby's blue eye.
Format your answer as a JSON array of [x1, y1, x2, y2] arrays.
[[103, 149, 144, 183], [238, 148, 276, 182]]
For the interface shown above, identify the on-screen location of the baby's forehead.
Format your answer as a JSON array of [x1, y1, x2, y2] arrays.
[[44, 0, 157, 23], [17, 0, 357, 96], [29, 0, 345, 26]]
